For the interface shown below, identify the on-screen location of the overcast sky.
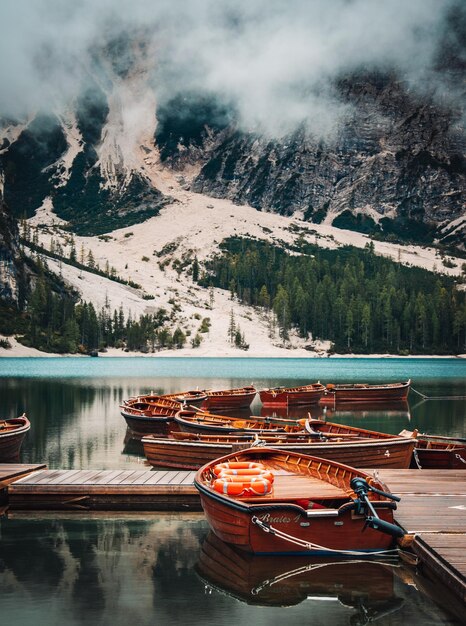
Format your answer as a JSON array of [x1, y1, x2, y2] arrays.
[[0, 0, 460, 137]]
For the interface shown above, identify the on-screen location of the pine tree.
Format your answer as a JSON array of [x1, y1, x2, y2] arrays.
[[87, 250, 96, 269], [173, 327, 186, 349], [258, 285, 270, 309], [228, 309, 236, 343], [273, 285, 290, 342], [69, 237, 77, 263], [192, 257, 199, 282]]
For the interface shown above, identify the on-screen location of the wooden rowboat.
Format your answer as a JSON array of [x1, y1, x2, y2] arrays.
[[320, 380, 411, 407], [0, 414, 31, 462], [120, 399, 181, 436], [142, 420, 416, 469], [399, 430, 466, 469], [203, 386, 257, 410], [259, 382, 325, 406], [194, 447, 405, 555], [196, 531, 401, 610], [174, 409, 301, 434], [162, 390, 208, 406]]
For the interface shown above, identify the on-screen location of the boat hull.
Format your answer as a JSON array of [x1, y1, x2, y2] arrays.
[[198, 488, 396, 555], [0, 416, 31, 462], [143, 436, 415, 470], [411, 445, 466, 469], [194, 447, 401, 555], [121, 411, 178, 436], [203, 388, 257, 410], [260, 386, 324, 407], [320, 381, 410, 406]]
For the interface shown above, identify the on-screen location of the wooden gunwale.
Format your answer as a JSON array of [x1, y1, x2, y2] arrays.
[[142, 434, 415, 470], [259, 383, 325, 406], [0, 415, 31, 462], [206, 387, 257, 398], [196, 448, 392, 504]]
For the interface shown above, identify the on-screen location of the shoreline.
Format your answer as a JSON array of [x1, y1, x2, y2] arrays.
[[0, 338, 464, 360]]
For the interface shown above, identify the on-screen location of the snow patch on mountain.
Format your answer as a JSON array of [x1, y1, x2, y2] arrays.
[[96, 48, 158, 191], [54, 112, 83, 186]]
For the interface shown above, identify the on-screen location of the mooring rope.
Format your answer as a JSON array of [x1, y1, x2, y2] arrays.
[[251, 557, 401, 595], [251, 516, 399, 557], [410, 387, 466, 400]]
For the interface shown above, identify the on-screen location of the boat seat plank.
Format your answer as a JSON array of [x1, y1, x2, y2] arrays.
[[239, 473, 349, 502]]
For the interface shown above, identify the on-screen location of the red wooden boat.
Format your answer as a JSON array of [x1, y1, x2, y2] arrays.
[[174, 409, 302, 435], [399, 430, 466, 469], [161, 390, 208, 406], [259, 382, 325, 406], [203, 386, 257, 410], [120, 398, 181, 436], [197, 531, 400, 610], [194, 447, 405, 555], [122, 394, 181, 408], [0, 414, 31, 462], [142, 422, 416, 470], [320, 380, 411, 406]]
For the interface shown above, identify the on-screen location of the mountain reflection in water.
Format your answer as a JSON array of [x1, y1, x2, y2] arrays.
[[0, 515, 461, 626]]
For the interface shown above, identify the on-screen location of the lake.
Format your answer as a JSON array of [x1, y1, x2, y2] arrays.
[[0, 357, 465, 625]]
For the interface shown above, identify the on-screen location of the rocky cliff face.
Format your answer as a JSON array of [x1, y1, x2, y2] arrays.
[[157, 73, 465, 249], [0, 47, 464, 249], [0, 188, 27, 307]]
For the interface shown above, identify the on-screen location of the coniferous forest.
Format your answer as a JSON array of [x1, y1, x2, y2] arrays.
[[2, 236, 465, 355], [0, 258, 189, 354], [200, 237, 466, 355]]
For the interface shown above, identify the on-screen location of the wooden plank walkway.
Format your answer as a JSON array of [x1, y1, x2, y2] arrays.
[[378, 469, 466, 605], [7, 468, 200, 511], [0, 464, 47, 484], [0, 464, 47, 507]]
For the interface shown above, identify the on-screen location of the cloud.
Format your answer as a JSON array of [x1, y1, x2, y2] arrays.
[[0, 0, 461, 138]]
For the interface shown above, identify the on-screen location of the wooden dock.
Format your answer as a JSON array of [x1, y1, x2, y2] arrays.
[[1, 465, 465, 607], [378, 469, 466, 606], [0, 463, 46, 510], [6, 467, 200, 511]]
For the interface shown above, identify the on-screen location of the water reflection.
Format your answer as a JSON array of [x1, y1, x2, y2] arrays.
[[196, 531, 402, 613], [0, 373, 465, 469], [0, 515, 461, 626], [122, 431, 145, 459]]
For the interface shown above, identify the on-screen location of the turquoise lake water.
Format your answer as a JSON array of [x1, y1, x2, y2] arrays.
[[0, 357, 465, 625], [1, 355, 465, 380]]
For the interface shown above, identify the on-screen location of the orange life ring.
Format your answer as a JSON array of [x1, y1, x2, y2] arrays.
[[213, 461, 265, 476], [217, 470, 274, 483], [212, 476, 273, 496], [217, 467, 272, 476]]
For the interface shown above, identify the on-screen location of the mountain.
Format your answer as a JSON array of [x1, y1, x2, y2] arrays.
[[0, 38, 464, 249], [0, 12, 465, 356], [0, 189, 27, 308]]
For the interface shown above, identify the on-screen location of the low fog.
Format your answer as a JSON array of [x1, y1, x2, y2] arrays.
[[0, 0, 462, 138]]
